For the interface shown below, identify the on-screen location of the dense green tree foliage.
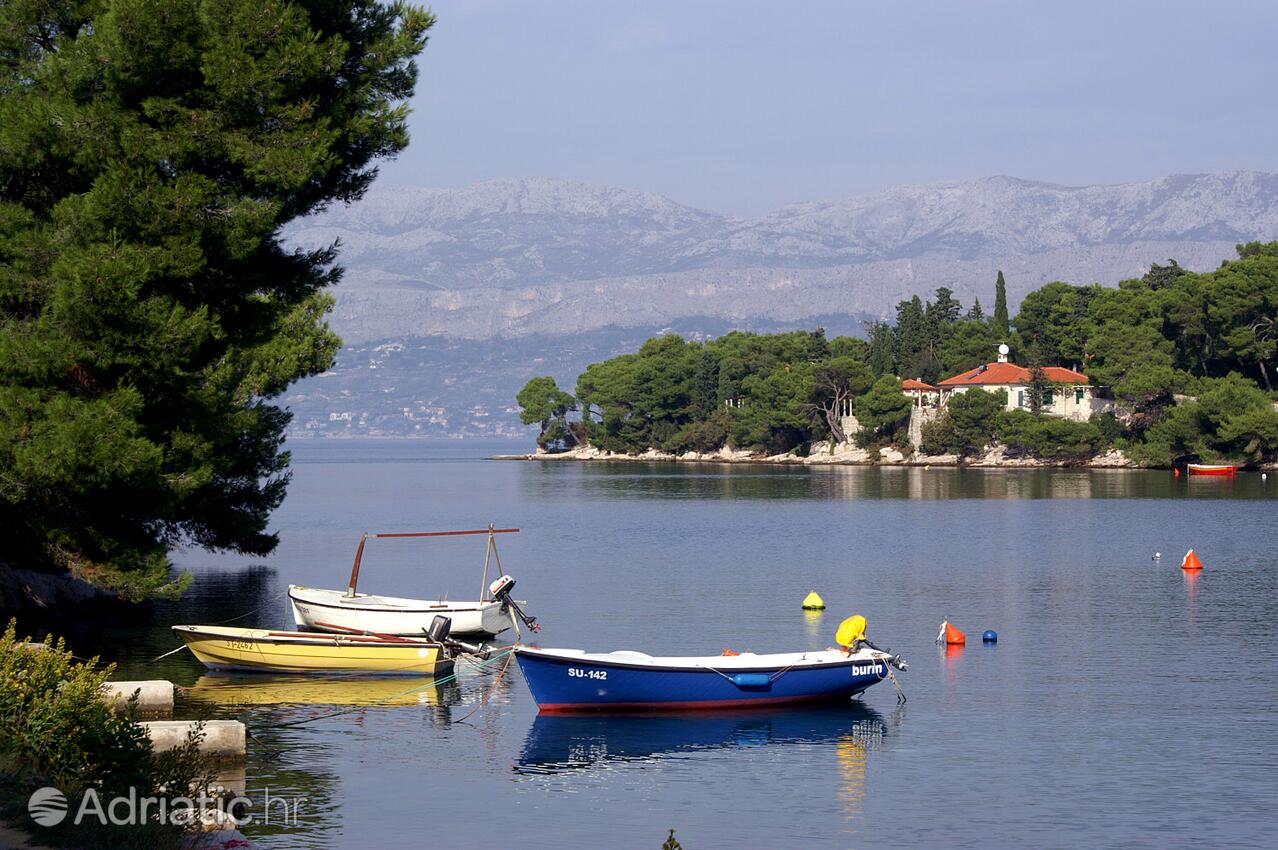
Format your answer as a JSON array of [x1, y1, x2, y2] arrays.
[[0, 1, 432, 595], [516, 376, 578, 450], [866, 322, 895, 376], [920, 388, 1005, 456], [520, 244, 1278, 467], [854, 376, 912, 447]]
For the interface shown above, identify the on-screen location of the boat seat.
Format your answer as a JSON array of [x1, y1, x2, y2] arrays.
[[606, 651, 653, 659]]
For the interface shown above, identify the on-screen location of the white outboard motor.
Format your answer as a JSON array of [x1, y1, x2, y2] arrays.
[[488, 574, 517, 601], [488, 574, 539, 633]]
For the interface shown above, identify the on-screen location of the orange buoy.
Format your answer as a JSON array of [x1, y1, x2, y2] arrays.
[[936, 619, 966, 645], [1181, 549, 1204, 571]]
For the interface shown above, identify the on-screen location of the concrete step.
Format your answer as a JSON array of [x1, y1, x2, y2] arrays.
[[102, 680, 174, 715], [140, 720, 246, 760]]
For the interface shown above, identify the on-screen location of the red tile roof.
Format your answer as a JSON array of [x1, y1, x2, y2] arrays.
[[902, 378, 938, 391], [937, 362, 1090, 387]]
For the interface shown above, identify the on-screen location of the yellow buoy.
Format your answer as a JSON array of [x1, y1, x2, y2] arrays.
[[836, 615, 867, 648], [802, 591, 826, 610]]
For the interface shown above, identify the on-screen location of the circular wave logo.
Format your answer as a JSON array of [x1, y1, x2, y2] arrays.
[[28, 787, 68, 827]]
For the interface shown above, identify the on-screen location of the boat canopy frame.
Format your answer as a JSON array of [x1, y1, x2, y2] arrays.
[[345, 524, 520, 599]]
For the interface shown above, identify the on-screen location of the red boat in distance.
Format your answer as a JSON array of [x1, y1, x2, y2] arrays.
[[1187, 463, 1238, 476]]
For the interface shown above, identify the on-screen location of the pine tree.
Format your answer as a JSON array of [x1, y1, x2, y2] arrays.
[[967, 298, 984, 321], [0, 1, 433, 596], [932, 287, 962, 324], [992, 270, 1011, 339]]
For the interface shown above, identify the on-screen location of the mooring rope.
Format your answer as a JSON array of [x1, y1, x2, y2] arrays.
[[145, 591, 293, 663], [453, 648, 516, 725]]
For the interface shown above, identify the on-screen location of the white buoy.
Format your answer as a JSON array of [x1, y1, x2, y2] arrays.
[[1152, 552, 1162, 560]]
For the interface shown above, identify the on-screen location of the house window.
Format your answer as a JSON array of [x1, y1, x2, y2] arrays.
[[1017, 390, 1024, 407], [1075, 388, 1085, 404], [1043, 389, 1054, 406]]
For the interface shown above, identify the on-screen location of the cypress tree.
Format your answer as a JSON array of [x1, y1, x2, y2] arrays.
[[867, 323, 896, 376], [0, 1, 433, 596], [967, 297, 984, 321], [992, 270, 1011, 339]]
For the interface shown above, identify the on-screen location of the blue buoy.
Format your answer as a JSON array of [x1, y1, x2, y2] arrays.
[[982, 630, 998, 643]]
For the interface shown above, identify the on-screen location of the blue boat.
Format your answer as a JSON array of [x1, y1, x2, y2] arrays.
[[513, 646, 902, 712]]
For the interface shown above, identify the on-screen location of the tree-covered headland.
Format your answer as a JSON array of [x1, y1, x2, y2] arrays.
[[518, 244, 1278, 467], [0, 1, 433, 598]]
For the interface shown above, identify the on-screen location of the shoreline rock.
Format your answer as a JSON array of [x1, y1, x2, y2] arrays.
[[492, 444, 1146, 469], [0, 562, 139, 629]]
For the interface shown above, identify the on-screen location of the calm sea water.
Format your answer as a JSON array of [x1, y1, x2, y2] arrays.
[[72, 440, 1278, 849]]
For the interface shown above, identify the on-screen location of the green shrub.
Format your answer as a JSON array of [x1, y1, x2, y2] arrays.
[[921, 389, 1005, 456], [667, 409, 733, 454], [856, 376, 912, 442], [0, 622, 210, 849], [1091, 410, 1122, 444]]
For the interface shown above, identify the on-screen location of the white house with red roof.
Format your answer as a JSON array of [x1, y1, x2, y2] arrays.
[[902, 378, 940, 408], [935, 345, 1112, 422]]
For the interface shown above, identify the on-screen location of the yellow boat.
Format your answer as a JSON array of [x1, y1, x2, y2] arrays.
[[183, 674, 460, 707], [172, 625, 454, 676]]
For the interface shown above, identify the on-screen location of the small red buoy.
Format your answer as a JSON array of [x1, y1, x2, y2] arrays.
[[1181, 549, 1203, 571], [1174, 467, 1181, 478]]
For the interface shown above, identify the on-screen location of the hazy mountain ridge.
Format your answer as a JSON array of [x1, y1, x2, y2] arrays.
[[291, 171, 1278, 303], [293, 177, 726, 289], [325, 239, 1241, 342], [723, 172, 1278, 264]]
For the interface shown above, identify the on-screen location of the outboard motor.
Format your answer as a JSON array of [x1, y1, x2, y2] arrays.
[[427, 614, 452, 644], [425, 614, 491, 657], [488, 574, 540, 633]]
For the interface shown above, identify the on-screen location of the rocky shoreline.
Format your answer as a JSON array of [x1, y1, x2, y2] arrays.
[[0, 562, 137, 629], [492, 443, 1146, 468]]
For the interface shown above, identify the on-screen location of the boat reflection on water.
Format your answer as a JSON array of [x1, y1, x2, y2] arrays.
[[185, 673, 462, 724], [514, 703, 893, 778]]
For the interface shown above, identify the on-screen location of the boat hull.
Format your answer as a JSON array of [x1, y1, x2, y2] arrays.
[[288, 585, 516, 636], [1187, 463, 1238, 476], [173, 626, 454, 676], [515, 647, 890, 712]]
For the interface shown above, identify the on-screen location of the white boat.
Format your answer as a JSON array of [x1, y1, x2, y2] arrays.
[[289, 585, 516, 636], [290, 526, 538, 638]]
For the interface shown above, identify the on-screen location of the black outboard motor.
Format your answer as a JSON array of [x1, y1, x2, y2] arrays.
[[488, 575, 539, 633], [427, 614, 451, 644], [426, 615, 489, 657]]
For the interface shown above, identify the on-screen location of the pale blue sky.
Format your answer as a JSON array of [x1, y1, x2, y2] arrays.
[[380, 0, 1278, 215]]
